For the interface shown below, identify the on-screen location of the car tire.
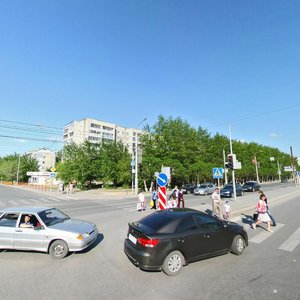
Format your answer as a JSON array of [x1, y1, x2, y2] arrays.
[[231, 235, 245, 255], [49, 240, 69, 259], [162, 250, 185, 276]]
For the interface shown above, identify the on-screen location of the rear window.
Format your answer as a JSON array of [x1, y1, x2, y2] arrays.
[[133, 213, 178, 234]]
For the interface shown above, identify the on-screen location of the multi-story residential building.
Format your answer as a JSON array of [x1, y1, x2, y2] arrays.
[[27, 148, 56, 172], [63, 118, 144, 155]]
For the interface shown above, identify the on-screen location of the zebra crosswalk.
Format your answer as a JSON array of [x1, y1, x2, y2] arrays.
[[0, 196, 74, 208]]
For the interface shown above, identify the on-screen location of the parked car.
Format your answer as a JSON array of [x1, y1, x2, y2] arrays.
[[193, 183, 216, 195], [124, 208, 248, 276], [220, 184, 244, 198], [0, 207, 99, 258], [243, 181, 261, 192], [182, 183, 197, 194]]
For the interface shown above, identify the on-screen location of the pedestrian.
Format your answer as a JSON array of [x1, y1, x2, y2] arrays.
[[167, 191, 177, 208], [211, 188, 223, 219], [258, 190, 277, 226], [223, 200, 231, 219], [252, 195, 273, 232], [137, 191, 146, 211], [177, 187, 185, 208], [151, 188, 158, 210], [58, 182, 64, 193]]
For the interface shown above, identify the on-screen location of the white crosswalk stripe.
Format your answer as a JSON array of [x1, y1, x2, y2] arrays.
[[249, 223, 284, 244], [278, 227, 300, 252]]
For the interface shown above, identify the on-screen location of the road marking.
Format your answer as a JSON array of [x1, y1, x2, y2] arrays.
[[8, 200, 18, 206], [249, 223, 285, 244], [278, 227, 300, 252], [19, 199, 31, 205], [105, 201, 134, 206]]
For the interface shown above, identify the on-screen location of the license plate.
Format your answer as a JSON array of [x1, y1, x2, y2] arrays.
[[129, 233, 137, 244]]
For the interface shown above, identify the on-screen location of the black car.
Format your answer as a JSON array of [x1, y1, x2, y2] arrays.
[[243, 181, 261, 192], [124, 208, 248, 276], [182, 183, 197, 194], [220, 184, 244, 198]]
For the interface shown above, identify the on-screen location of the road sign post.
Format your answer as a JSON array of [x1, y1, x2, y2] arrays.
[[157, 173, 168, 210]]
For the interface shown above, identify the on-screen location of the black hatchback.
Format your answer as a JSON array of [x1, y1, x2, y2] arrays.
[[124, 208, 248, 275]]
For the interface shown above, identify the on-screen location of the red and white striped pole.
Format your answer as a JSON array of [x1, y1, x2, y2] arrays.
[[158, 186, 167, 210]]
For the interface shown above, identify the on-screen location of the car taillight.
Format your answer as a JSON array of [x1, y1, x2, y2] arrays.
[[137, 237, 159, 248]]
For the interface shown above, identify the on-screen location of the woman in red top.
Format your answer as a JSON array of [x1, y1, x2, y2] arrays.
[[252, 197, 273, 232]]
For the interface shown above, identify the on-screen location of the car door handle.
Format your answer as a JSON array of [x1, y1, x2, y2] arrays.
[[15, 229, 23, 232]]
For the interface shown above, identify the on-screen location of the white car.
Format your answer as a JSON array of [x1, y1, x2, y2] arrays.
[[193, 183, 216, 195], [0, 206, 99, 258]]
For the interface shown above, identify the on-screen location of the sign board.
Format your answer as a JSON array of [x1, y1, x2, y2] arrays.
[[50, 172, 56, 178], [161, 166, 171, 181], [213, 168, 223, 179], [284, 166, 294, 172], [50, 167, 56, 172], [27, 172, 57, 177], [157, 173, 168, 187], [297, 171, 300, 176]]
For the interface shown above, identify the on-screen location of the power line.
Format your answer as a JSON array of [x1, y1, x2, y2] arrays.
[[0, 134, 63, 143]]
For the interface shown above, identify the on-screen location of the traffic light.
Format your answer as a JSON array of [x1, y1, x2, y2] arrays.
[[227, 154, 236, 170]]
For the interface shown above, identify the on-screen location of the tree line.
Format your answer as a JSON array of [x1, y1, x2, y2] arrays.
[[0, 116, 297, 188]]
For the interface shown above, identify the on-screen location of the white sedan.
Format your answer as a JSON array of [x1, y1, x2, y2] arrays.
[[0, 206, 99, 258]]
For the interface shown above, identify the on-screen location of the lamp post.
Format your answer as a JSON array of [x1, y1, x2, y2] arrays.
[[16, 154, 21, 185], [135, 118, 147, 195]]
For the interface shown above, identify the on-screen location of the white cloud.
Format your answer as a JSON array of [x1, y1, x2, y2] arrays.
[[270, 133, 279, 138]]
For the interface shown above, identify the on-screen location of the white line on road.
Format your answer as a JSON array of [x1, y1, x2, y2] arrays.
[[278, 227, 300, 252], [249, 223, 284, 244]]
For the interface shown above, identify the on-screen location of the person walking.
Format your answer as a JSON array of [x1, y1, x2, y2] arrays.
[[258, 190, 277, 226], [211, 188, 223, 219], [177, 188, 185, 208], [223, 200, 231, 220], [252, 195, 273, 232], [151, 188, 158, 210]]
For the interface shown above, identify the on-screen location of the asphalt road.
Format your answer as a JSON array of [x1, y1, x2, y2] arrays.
[[0, 183, 299, 300]]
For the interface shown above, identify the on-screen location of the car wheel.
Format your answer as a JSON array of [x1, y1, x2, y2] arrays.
[[231, 235, 245, 255], [49, 240, 69, 259], [162, 251, 185, 276]]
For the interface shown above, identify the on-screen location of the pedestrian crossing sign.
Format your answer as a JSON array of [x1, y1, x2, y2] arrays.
[[213, 168, 223, 179]]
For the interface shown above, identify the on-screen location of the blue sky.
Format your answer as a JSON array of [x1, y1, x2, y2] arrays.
[[0, 0, 300, 157]]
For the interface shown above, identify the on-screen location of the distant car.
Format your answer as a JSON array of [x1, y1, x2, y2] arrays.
[[182, 183, 197, 194], [281, 178, 288, 183], [0, 207, 99, 258], [124, 208, 248, 276], [243, 181, 261, 192], [220, 184, 244, 198], [193, 183, 216, 195]]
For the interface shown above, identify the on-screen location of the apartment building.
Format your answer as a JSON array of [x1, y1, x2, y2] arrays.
[[27, 148, 56, 172], [63, 118, 144, 155]]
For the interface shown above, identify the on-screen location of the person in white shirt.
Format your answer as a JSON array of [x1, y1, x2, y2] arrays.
[[211, 188, 223, 219]]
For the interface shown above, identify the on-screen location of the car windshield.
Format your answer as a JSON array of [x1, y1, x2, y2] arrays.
[[223, 185, 233, 189], [199, 185, 208, 188], [38, 208, 70, 226], [245, 182, 255, 186]]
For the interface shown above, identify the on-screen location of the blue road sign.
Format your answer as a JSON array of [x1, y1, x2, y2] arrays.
[[213, 168, 223, 179], [157, 172, 168, 187], [50, 172, 57, 178]]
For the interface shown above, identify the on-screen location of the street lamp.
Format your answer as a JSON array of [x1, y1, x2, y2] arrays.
[[135, 118, 147, 195]]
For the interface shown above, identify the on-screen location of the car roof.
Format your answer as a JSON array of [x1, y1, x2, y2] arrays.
[[0, 207, 54, 213], [154, 208, 203, 217]]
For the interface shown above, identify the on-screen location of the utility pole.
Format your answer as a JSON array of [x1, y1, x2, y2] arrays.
[[254, 155, 260, 183], [229, 124, 237, 201], [16, 154, 21, 185], [223, 149, 228, 185], [290, 146, 296, 186], [135, 118, 147, 195]]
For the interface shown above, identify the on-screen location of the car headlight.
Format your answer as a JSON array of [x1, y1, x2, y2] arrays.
[[76, 234, 84, 240]]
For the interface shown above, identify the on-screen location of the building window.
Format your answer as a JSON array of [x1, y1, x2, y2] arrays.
[[91, 123, 101, 129]]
